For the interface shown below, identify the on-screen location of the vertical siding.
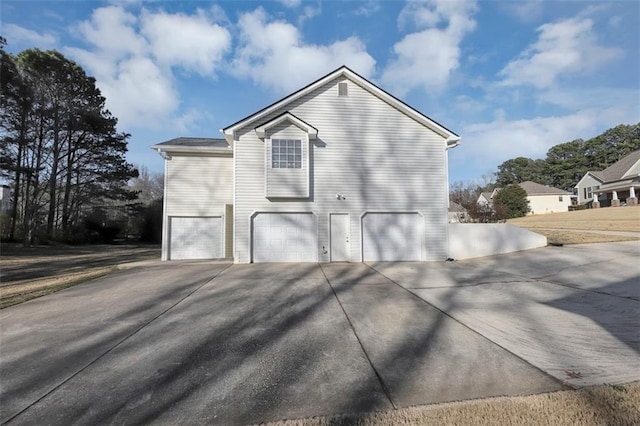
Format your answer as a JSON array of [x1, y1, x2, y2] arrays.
[[234, 77, 448, 263]]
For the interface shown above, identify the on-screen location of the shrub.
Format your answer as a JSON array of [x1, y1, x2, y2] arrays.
[[493, 185, 530, 219]]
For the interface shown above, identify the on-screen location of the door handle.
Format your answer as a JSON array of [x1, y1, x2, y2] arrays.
[[346, 237, 349, 243]]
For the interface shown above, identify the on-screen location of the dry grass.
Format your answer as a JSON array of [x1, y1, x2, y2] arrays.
[[265, 382, 640, 426], [530, 230, 638, 246], [0, 268, 114, 309], [507, 206, 640, 245], [508, 206, 640, 232], [0, 244, 159, 309]]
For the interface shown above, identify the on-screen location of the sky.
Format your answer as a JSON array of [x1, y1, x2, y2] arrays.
[[2, 0, 639, 184]]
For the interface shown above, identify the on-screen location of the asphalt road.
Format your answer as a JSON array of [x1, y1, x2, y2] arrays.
[[1, 241, 638, 425]]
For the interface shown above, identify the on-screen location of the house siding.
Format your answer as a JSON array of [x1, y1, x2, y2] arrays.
[[162, 153, 233, 259], [527, 194, 571, 215], [233, 77, 448, 263], [576, 174, 602, 204]]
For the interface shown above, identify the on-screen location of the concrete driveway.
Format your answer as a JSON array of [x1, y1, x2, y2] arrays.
[[1, 241, 638, 425]]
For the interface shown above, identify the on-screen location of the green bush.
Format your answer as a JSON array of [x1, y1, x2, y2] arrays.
[[493, 185, 530, 219]]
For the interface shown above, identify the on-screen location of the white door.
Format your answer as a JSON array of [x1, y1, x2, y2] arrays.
[[330, 213, 350, 262], [362, 213, 422, 261], [252, 213, 317, 262], [169, 216, 223, 260]]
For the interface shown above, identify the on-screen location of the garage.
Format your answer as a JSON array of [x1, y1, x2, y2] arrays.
[[362, 213, 422, 261], [169, 216, 223, 260], [252, 213, 317, 262]]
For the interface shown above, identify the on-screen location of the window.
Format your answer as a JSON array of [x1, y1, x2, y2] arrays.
[[272, 139, 302, 168], [559, 196, 563, 202], [587, 187, 593, 199]]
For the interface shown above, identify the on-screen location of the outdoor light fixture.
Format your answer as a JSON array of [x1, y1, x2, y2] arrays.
[[336, 193, 346, 200]]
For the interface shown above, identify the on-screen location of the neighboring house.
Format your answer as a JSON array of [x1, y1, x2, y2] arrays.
[[153, 66, 461, 263], [448, 201, 467, 223], [0, 185, 11, 214], [477, 192, 493, 207], [477, 183, 570, 215], [518, 181, 572, 215], [476, 188, 500, 208], [575, 150, 640, 207]]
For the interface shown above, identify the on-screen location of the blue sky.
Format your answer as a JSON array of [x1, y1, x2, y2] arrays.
[[2, 0, 639, 184]]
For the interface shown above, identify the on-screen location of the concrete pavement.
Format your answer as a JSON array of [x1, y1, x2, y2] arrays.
[[1, 241, 638, 424]]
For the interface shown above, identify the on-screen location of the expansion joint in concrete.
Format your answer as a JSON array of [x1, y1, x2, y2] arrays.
[[318, 264, 398, 410], [2, 264, 233, 425]]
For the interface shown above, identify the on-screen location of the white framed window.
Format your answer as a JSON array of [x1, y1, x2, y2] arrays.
[[587, 187, 593, 199], [559, 196, 563, 202], [271, 139, 302, 169]]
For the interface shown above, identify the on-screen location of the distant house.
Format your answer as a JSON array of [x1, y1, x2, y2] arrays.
[[477, 191, 493, 207], [477, 182, 571, 215], [0, 185, 11, 214], [575, 150, 640, 207], [448, 201, 467, 223], [518, 181, 572, 215]]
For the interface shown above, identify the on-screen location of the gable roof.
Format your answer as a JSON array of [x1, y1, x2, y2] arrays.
[[255, 112, 318, 140], [518, 181, 568, 195], [599, 150, 640, 182], [152, 137, 232, 155], [448, 201, 467, 212], [222, 65, 460, 146], [479, 192, 493, 201]]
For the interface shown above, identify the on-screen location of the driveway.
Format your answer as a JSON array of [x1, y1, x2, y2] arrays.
[[1, 241, 638, 425]]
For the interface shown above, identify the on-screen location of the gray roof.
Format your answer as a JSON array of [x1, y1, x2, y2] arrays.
[[599, 150, 640, 182], [518, 181, 568, 195], [448, 201, 467, 212], [479, 192, 493, 201], [155, 137, 229, 148]]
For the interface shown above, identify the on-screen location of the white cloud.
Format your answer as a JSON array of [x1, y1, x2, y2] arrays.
[[498, 1, 544, 23], [278, 0, 301, 8], [231, 8, 376, 93], [74, 6, 146, 59], [3, 24, 57, 48], [499, 17, 623, 88], [65, 6, 230, 130], [382, 0, 477, 95], [141, 9, 231, 75], [354, 1, 381, 17], [455, 106, 639, 172]]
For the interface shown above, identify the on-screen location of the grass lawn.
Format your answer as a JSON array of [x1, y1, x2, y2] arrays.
[[0, 244, 160, 309], [268, 382, 640, 426], [508, 206, 640, 245]]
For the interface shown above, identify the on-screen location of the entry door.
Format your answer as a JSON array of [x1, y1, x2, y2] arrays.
[[330, 213, 350, 262]]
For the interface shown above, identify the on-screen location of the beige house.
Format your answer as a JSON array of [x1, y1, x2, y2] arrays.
[[478, 182, 571, 215], [575, 150, 640, 207], [518, 181, 572, 215], [153, 66, 461, 263]]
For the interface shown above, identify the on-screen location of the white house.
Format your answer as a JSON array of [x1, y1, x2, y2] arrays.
[[518, 181, 572, 215], [575, 150, 640, 207], [153, 66, 461, 263]]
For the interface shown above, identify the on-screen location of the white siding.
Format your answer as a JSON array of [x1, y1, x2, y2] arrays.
[[527, 194, 572, 215], [575, 174, 602, 204], [266, 123, 309, 198], [234, 77, 448, 263], [162, 154, 233, 260]]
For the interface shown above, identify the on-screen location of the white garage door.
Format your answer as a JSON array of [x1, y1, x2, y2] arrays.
[[169, 216, 223, 260], [362, 213, 422, 261], [252, 213, 317, 262]]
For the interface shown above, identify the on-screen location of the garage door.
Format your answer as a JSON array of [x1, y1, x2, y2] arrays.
[[169, 216, 223, 260], [362, 213, 422, 261], [252, 213, 317, 262]]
